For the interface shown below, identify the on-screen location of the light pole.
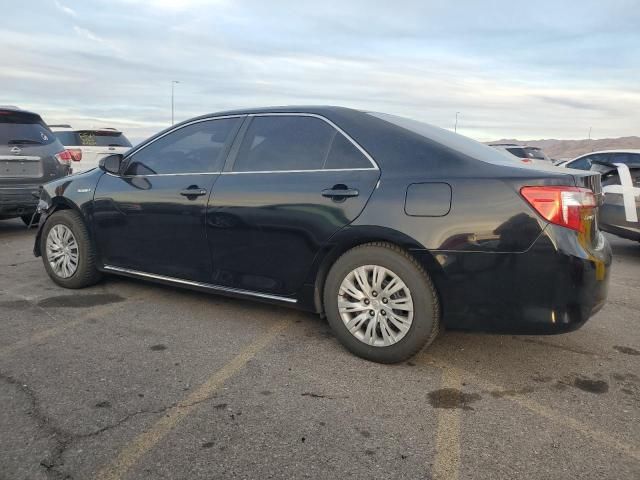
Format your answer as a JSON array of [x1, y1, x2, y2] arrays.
[[454, 112, 460, 133], [171, 80, 180, 125], [588, 126, 592, 140]]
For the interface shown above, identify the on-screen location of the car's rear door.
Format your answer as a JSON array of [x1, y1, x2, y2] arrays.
[[206, 114, 380, 297], [92, 116, 243, 282]]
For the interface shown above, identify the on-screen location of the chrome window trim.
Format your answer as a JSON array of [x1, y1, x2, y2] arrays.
[[117, 111, 380, 177], [219, 167, 376, 175], [103, 265, 298, 303], [107, 171, 222, 178]]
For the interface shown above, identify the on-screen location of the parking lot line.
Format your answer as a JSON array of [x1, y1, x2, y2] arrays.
[[95, 318, 290, 480], [432, 368, 462, 480], [0, 292, 151, 359], [424, 356, 640, 463]]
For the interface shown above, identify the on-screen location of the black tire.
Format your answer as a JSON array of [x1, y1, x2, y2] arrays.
[[323, 242, 440, 364], [40, 210, 102, 289], [21, 213, 40, 227]]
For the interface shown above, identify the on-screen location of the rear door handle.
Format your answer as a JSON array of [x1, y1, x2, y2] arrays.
[[321, 188, 359, 199], [180, 187, 207, 197]]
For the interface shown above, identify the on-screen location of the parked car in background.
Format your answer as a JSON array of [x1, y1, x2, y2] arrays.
[[0, 107, 71, 226], [489, 143, 553, 163], [562, 149, 640, 171], [34, 106, 610, 363], [50, 126, 132, 173], [563, 151, 640, 242]]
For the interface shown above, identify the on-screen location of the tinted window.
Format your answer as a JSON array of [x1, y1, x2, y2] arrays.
[[125, 118, 240, 175], [0, 111, 55, 146], [54, 131, 80, 146], [233, 116, 335, 172], [567, 156, 592, 170], [506, 147, 527, 158], [324, 133, 372, 169], [611, 153, 640, 166], [568, 154, 609, 170], [76, 131, 132, 148], [522, 147, 550, 161]]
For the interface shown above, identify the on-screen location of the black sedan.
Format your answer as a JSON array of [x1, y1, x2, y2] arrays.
[[33, 107, 611, 363]]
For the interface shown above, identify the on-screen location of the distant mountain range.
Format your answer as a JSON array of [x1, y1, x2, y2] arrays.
[[487, 136, 640, 160]]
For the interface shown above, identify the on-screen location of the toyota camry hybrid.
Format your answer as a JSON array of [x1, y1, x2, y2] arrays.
[[33, 107, 611, 363]]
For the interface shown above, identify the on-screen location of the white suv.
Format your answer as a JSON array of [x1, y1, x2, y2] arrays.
[[50, 125, 132, 173]]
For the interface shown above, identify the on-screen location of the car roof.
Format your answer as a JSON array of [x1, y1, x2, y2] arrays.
[[572, 149, 640, 160], [0, 105, 41, 117], [49, 126, 123, 134], [489, 144, 542, 149]]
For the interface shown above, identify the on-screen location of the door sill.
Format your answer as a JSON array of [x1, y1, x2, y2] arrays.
[[103, 265, 297, 304]]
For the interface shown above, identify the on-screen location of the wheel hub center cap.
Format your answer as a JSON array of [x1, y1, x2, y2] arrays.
[[370, 298, 380, 309]]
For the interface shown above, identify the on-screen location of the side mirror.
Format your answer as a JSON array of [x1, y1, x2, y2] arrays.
[[99, 154, 123, 174]]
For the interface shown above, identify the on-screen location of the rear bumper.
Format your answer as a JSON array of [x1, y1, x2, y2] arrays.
[[414, 225, 612, 334], [0, 186, 40, 215]]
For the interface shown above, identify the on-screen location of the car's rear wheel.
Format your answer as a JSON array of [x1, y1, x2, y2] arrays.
[[323, 242, 440, 363], [41, 210, 102, 288]]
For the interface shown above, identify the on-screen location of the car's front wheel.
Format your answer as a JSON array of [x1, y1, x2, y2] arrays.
[[41, 210, 102, 289], [323, 242, 440, 364]]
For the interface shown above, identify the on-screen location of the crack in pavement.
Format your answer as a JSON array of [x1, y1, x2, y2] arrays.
[[0, 370, 208, 480]]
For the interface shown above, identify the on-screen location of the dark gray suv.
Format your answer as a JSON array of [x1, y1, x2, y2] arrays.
[[0, 107, 71, 226]]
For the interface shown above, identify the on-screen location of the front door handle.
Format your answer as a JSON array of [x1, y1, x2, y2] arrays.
[[321, 187, 359, 199], [180, 186, 207, 197]]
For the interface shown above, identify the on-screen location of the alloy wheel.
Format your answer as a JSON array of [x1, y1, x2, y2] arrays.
[[46, 224, 79, 279], [338, 265, 414, 347]]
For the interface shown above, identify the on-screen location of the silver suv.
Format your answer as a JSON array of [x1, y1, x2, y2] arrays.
[[0, 107, 71, 226]]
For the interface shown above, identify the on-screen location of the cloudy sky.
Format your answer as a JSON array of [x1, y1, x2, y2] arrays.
[[2, 0, 639, 143]]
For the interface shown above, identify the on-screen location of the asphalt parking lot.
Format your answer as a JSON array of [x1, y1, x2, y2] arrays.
[[0, 218, 638, 480]]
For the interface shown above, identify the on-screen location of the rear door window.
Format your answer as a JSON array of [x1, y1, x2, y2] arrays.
[[232, 116, 335, 172]]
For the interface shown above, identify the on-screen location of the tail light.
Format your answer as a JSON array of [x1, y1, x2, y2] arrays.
[[54, 150, 73, 165], [68, 148, 82, 161], [520, 186, 596, 232]]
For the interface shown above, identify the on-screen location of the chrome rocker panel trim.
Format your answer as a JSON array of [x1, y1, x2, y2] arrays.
[[103, 265, 298, 304]]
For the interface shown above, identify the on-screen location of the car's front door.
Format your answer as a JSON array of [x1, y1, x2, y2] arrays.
[[92, 116, 243, 282], [206, 114, 380, 297]]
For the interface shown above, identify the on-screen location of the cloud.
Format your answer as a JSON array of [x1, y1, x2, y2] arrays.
[[72, 26, 102, 43], [1, 0, 639, 143], [54, 0, 77, 17]]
